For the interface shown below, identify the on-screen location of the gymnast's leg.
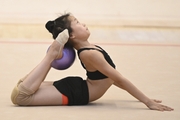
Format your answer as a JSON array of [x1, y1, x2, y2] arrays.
[[11, 29, 69, 106], [22, 40, 63, 92]]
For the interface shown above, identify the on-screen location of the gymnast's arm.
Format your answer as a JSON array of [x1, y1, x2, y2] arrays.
[[82, 50, 173, 111]]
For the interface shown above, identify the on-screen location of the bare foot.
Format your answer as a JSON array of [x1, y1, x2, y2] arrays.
[[47, 41, 63, 60]]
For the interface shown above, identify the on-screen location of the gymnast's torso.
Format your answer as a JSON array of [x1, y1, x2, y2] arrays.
[[77, 45, 116, 102]]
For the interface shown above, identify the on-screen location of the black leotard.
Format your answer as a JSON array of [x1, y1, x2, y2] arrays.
[[77, 45, 116, 80]]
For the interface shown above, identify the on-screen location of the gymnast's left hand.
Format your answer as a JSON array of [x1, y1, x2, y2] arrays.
[[146, 99, 174, 111]]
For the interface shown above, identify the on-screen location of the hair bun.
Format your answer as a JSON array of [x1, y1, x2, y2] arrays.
[[45, 21, 54, 33]]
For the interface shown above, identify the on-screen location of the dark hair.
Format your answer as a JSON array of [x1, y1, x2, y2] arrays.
[[45, 13, 72, 47]]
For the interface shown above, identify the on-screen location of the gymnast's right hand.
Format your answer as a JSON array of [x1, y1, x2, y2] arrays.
[[55, 29, 69, 45]]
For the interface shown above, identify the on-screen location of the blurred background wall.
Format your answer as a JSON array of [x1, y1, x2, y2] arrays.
[[0, 0, 180, 41]]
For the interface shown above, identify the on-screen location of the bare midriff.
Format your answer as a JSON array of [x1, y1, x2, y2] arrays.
[[86, 78, 114, 102]]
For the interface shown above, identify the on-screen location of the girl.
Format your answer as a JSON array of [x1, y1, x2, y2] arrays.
[[11, 13, 173, 111]]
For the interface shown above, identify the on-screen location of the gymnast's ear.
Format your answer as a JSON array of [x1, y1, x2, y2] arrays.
[[69, 33, 75, 39]]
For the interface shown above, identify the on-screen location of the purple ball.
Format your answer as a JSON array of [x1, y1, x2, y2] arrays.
[[49, 46, 76, 70]]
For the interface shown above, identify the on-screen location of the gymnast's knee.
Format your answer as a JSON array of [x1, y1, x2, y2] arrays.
[[11, 80, 35, 106]]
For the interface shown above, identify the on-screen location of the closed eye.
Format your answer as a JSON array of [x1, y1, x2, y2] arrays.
[[73, 18, 78, 23]]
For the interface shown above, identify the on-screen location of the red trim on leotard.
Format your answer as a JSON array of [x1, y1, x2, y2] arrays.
[[62, 94, 68, 105]]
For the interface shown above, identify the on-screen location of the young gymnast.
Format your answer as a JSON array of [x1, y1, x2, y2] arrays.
[[11, 13, 173, 111]]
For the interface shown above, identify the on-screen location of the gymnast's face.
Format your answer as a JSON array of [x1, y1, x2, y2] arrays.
[[69, 16, 90, 41]]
